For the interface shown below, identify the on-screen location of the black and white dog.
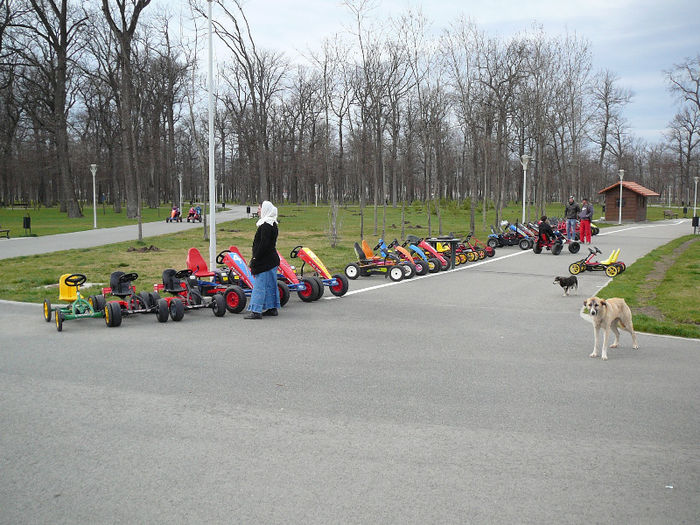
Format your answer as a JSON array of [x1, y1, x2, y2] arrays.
[[553, 275, 578, 296]]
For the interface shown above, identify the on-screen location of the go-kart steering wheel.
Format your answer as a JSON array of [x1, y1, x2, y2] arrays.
[[216, 250, 230, 264], [175, 269, 193, 279], [64, 273, 87, 287], [290, 245, 303, 258], [119, 272, 138, 283]]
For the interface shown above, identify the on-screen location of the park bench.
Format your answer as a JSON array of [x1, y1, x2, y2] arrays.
[[0, 225, 9, 238], [11, 202, 28, 208], [663, 209, 678, 219]]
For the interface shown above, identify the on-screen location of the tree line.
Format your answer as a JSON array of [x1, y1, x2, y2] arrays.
[[1, 0, 698, 238]]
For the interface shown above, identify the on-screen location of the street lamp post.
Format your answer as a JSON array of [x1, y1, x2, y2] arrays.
[[693, 176, 698, 218], [90, 164, 97, 229], [520, 154, 531, 224], [178, 173, 183, 210], [207, 0, 216, 270], [618, 169, 624, 225]]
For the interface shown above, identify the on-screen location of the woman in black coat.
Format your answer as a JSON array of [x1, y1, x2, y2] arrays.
[[245, 201, 281, 319]]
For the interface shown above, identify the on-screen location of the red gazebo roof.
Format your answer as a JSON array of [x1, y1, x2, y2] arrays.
[[598, 181, 660, 197]]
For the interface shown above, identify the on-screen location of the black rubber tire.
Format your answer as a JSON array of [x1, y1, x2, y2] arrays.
[[170, 298, 185, 321], [487, 238, 498, 248], [568, 242, 581, 254], [552, 243, 563, 256], [519, 239, 530, 250], [223, 286, 247, 313], [106, 301, 122, 327], [211, 293, 226, 317], [592, 226, 599, 235], [43, 299, 52, 322], [428, 258, 441, 273], [569, 262, 582, 275], [138, 291, 152, 308], [329, 273, 349, 297], [533, 244, 542, 254], [312, 276, 325, 299], [278, 281, 290, 307], [401, 262, 416, 279], [56, 310, 63, 332], [414, 260, 429, 276], [344, 263, 360, 280], [388, 265, 404, 282], [156, 298, 169, 322], [298, 277, 319, 303]]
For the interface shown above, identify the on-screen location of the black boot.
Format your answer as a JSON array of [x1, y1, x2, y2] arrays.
[[262, 308, 278, 317], [244, 312, 262, 320]]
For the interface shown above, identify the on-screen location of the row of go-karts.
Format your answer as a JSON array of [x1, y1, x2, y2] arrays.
[[344, 233, 495, 282], [487, 218, 600, 255], [43, 245, 349, 331]]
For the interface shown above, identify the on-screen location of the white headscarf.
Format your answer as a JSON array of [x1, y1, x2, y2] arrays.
[[256, 200, 278, 227]]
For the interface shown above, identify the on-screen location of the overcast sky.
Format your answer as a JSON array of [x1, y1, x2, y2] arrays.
[[205, 0, 700, 144]]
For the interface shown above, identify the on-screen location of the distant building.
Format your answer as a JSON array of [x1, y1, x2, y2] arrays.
[[598, 181, 660, 222]]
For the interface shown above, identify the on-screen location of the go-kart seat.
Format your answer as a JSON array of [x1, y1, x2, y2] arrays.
[[600, 249, 620, 265], [162, 269, 184, 293], [109, 271, 134, 297], [58, 273, 77, 302], [186, 247, 215, 277], [361, 240, 375, 259], [354, 242, 368, 261]]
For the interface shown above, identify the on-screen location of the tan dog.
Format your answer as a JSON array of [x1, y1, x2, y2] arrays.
[[584, 296, 639, 360]]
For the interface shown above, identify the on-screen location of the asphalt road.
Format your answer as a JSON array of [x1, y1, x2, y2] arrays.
[[0, 206, 249, 259], [1, 219, 698, 524]]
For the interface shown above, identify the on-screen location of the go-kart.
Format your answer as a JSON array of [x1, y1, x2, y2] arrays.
[[488, 222, 533, 250], [166, 207, 182, 223], [344, 240, 405, 281], [187, 247, 247, 313], [186, 206, 202, 222], [376, 239, 418, 277], [568, 247, 626, 277], [386, 239, 430, 275], [277, 251, 323, 302], [217, 246, 290, 307], [406, 235, 450, 270], [89, 271, 166, 326], [43, 273, 105, 331], [153, 268, 227, 321], [529, 223, 580, 254], [289, 245, 349, 297]]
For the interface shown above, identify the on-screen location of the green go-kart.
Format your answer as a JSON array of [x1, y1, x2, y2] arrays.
[[43, 273, 106, 332]]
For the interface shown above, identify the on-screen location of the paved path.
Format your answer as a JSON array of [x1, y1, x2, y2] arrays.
[[0, 218, 698, 524], [0, 206, 249, 259]]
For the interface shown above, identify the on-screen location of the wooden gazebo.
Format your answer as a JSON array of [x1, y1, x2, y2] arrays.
[[598, 181, 660, 222]]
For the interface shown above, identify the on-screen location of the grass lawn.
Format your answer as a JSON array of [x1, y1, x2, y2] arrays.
[[0, 204, 175, 237], [596, 235, 699, 339]]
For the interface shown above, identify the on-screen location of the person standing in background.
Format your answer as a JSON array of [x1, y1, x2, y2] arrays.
[[579, 198, 593, 244], [564, 196, 581, 241]]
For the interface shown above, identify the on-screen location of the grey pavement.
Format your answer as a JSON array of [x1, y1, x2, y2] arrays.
[[0, 206, 249, 259], [0, 218, 698, 524]]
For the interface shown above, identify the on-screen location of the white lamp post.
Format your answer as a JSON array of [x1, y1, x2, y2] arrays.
[[207, 0, 216, 270], [693, 176, 698, 218], [520, 154, 531, 224], [178, 173, 183, 210], [618, 169, 624, 225], [90, 164, 97, 229]]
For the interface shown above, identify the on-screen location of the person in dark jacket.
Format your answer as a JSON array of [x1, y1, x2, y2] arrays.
[[564, 196, 581, 240], [538, 215, 555, 243], [245, 201, 281, 319]]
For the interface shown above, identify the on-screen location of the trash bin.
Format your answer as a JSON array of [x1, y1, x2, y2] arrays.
[[23, 215, 31, 230], [246, 206, 251, 214]]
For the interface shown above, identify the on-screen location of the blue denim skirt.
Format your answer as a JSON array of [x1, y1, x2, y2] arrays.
[[248, 267, 281, 313]]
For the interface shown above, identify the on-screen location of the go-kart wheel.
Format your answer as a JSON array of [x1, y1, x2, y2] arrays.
[[169, 298, 185, 321], [64, 273, 87, 287], [605, 265, 619, 277], [223, 285, 246, 313], [187, 289, 203, 306], [568, 262, 582, 275], [55, 310, 63, 332], [149, 292, 161, 306], [138, 291, 152, 309], [414, 260, 429, 276], [312, 276, 325, 299], [89, 294, 106, 312], [533, 244, 542, 254], [477, 249, 486, 260], [438, 258, 449, 270], [459, 253, 469, 264], [388, 265, 404, 282], [43, 299, 52, 322], [401, 262, 416, 279], [211, 293, 226, 317], [329, 273, 349, 297], [428, 258, 441, 273], [105, 301, 122, 327], [568, 242, 581, 254], [466, 251, 477, 262], [592, 226, 600, 235], [297, 277, 319, 302], [616, 262, 626, 272], [156, 298, 169, 322], [344, 263, 360, 280], [277, 281, 290, 307], [518, 239, 530, 250], [552, 243, 563, 256], [487, 238, 498, 248]]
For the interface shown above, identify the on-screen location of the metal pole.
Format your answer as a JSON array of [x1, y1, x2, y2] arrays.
[[178, 173, 183, 210], [693, 176, 698, 217], [90, 164, 97, 229], [520, 155, 530, 224], [618, 169, 624, 225], [207, 0, 216, 270]]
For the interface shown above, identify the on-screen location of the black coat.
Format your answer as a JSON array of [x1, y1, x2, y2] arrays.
[[249, 222, 280, 275]]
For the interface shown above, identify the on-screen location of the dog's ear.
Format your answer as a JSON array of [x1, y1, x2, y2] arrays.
[[600, 299, 607, 307]]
